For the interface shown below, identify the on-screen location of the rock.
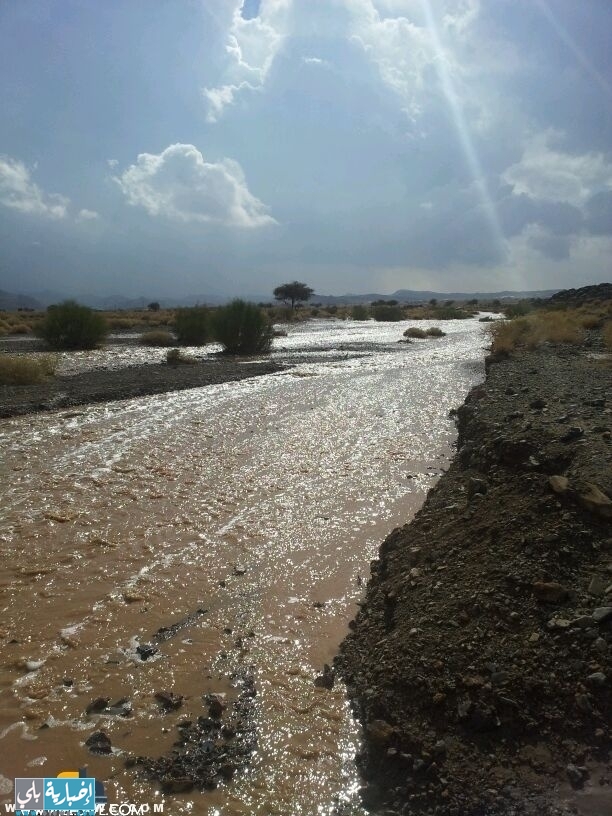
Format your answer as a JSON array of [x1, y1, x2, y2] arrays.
[[588, 576, 608, 596], [207, 695, 226, 719], [233, 565, 247, 576], [569, 615, 595, 629], [560, 427, 584, 443], [85, 697, 110, 715], [106, 698, 132, 717], [533, 581, 569, 603], [432, 740, 447, 758], [366, 719, 395, 745], [576, 483, 612, 519], [593, 607, 612, 624], [586, 672, 606, 687], [155, 691, 183, 711], [85, 731, 112, 754], [530, 399, 547, 410], [314, 663, 335, 689], [467, 478, 487, 500], [548, 475, 569, 495], [136, 643, 158, 661], [23, 659, 45, 672], [566, 764, 588, 788]]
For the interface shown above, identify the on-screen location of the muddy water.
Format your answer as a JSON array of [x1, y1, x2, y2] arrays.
[[0, 319, 485, 815]]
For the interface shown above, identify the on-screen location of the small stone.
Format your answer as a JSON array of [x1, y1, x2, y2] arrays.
[[233, 565, 247, 576], [577, 484, 612, 520], [432, 740, 447, 757], [587, 672, 606, 687], [366, 719, 395, 745], [588, 576, 608, 596], [593, 607, 612, 624], [533, 581, 568, 603], [155, 691, 183, 711], [566, 764, 588, 788], [467, 478, 487, 500], [528, 633, 540, 643], [207, 695, 226, 719], [560, 427, 584, 443], [85, 730, 112, 754], [593, 637, 607, 654], [314, 663, 335, 689], [530, 398, 547, 410], [549, 475, 569, 495], [570, 616, 595, 629], [85, 697, 110, 715], [136, 644, 158, 661]]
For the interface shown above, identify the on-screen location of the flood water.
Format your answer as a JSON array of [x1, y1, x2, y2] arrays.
[[0, 318, 486, 815]]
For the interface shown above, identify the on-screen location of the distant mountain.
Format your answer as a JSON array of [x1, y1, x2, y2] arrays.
[[0, 285, 571, 311], [314, 288, 561, 305], [0, 289, 44, 310]]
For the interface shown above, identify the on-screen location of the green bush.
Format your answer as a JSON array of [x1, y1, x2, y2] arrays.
[[0, 354, 57, 384], [140, 330, 175, 347], [351, 305, 370, 320], [404, 326, 427, 338], [174, 307, 209, 345], [425, 326, 446, 337], [373, 304, 403, 322], [212, 299, 273, 355], [504, 300, 533, 319], [37, 300, 108, 350]]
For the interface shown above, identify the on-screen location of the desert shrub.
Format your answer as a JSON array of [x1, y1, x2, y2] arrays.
[[489, 311, 585, 355], [581, 314, 602, 329], [174, 307, 209, 345], [404, 327, 427, 338], [140, 330, 175, 347], [425, 326, 446, 337], [212, 299, 273, 355], [479, 316, 495, 322], [10, 323, 31, 334], [603, 321, 612, 350], [166, 348, 196, 365], [37, 301, 108, 350], [373, 304, 403, 322], [351, 305, 370, 320], [432, 306, 472, 320], [504, 300, 533, 318], [0, 354, 57, 385]]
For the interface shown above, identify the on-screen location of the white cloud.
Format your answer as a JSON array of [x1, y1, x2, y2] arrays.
[[203, 0, 481, 122], [0, 155, 69, 218], [203, 0, 289, 122], [107, 158, 119, 168], [77, 208, 100, 221], [502, 131, 612, 206], [114, 143, 277, 228]]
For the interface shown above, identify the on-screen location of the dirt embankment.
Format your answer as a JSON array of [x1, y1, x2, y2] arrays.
[[338, 341, 612, 816], [0, 357, 285, 418]]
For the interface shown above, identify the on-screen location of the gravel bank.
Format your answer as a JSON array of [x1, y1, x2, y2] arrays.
[[338, 341, 612, 816], [0, 357, 285, 418]]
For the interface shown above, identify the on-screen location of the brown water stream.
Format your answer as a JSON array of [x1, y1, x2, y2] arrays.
[[0, 319, 485, 815]]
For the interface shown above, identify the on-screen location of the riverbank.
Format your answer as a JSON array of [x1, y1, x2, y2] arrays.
[[338, 339, 612, 815], [0, 356, 285, 418]]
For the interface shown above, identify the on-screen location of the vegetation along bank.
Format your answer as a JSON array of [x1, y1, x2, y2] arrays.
[[338, 300, 612, 816]]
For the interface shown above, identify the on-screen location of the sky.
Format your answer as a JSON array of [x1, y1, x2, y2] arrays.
[[0, 0, 611, 299]]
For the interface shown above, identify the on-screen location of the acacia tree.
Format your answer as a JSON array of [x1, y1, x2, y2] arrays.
[[273, 281, 314, 309]]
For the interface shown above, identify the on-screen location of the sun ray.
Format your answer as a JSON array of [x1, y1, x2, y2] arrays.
[[418, 0, 509, 270]]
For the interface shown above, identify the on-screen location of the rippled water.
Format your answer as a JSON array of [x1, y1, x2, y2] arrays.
[[0, 318, 486, 815]]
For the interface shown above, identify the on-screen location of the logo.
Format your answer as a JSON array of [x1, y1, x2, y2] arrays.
[[14, 769, 105, 814]]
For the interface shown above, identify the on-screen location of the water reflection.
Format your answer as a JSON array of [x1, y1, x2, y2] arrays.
[[0, 318, 485, 815]]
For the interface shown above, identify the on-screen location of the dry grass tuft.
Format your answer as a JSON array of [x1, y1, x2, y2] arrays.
[[488, 310, 585, 355], [140, 330, 175, 347], [0, 354, 57, 385], [425, 326, 446, 337]]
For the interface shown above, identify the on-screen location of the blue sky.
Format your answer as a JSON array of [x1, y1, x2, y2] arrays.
[[0, 0, 611, 298]]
